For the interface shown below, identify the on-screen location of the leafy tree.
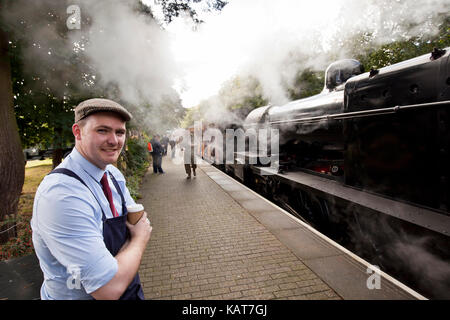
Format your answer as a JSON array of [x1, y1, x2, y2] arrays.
[[180, 105, 201, 128], [156, 0, 227, 24], [357, 19, 450, 70], [132, 93, 186, 135], [180, 75, 268, 128], [217, 75, 268, 119], [3, 0, 177, 167], [2, 0, 103, 167], [288, 69, 324, 101]]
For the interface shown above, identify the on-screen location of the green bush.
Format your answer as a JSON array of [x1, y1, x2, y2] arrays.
[[0, 214, 33, 260], [124, 137, 150, 201]]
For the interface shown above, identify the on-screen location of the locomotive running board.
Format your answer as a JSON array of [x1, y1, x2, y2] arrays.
[[255, 166, 450, 237], [269, 100, 450, 125]]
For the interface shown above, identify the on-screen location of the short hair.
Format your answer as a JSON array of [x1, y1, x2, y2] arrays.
[[77, 118, 88, 128]]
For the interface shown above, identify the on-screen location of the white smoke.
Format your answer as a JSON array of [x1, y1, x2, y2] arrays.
[[71, 0, 179, 106], [2, 0, 180, 108], [149, 0, 449, 109]]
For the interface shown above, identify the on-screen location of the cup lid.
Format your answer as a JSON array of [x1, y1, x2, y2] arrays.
[[126, 203, 144, 213]]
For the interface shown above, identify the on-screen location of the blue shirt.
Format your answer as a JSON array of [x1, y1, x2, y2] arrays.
[[31, 147, 136, 300]]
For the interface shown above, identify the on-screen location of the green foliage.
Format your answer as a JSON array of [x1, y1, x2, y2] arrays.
[[288, 69, 324, 100], [3, 0, 185, 153], [126, 137, 149, 174], [0, 215, 33, 260], [2, 0, 101, 149], [133, 95, 186, 136], [217, 75, 268, 120], [230, 94, 268, 120], [124, 137, 150, 201], [180, 105, 201, 128], [156, 0, 228, 24], [180, 74, 268, 127], [356, 17, 450, 70]]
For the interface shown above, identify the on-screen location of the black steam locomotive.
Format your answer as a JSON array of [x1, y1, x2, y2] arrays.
[[205, 47, 450, 299]]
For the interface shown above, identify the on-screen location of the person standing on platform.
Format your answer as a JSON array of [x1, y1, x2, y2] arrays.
[[161, 135, 169, 156], [169, 139, 176, 159], [31, 98, 152, 300], [182, 132, 197, 179], [150, 134, 165, 174]]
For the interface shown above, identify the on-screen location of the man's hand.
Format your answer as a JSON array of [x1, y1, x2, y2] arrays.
[[126, 211, 152, 245]]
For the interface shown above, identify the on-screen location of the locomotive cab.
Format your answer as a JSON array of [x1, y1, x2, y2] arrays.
[[324, 59, 364, 92]]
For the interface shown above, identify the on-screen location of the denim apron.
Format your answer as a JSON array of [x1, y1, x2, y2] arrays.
[[50, 168, 145, 300]]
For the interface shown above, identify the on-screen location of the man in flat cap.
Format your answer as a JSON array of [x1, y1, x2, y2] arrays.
[[31, 98, 152, 300]]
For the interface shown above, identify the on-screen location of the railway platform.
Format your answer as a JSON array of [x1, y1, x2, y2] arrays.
[[138, 155, 425, 300]]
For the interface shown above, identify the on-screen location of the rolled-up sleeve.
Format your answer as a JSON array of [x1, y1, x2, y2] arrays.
[[35, 181, 118, 294]]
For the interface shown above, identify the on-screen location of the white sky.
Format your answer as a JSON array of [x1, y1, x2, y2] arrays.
[[142, 0, 230, 108]]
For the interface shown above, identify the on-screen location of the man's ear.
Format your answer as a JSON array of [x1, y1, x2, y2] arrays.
[[72, 123, 82, 141]]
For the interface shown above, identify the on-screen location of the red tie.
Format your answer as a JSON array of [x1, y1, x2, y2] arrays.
[[100, 172, 118, 217]]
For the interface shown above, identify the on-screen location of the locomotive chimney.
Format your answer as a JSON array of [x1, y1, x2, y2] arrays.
[[369, 68, 379, 78], [430, 47, 446, 61]]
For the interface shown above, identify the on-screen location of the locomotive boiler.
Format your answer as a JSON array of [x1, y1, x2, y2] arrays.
[[208, 47, 450, 299]]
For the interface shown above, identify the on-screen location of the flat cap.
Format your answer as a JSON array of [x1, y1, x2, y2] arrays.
[[74, 98, 132, 122]]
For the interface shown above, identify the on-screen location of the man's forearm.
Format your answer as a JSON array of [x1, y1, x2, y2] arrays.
[[115, 238, 146, 284], [91, 238, 146, 300]]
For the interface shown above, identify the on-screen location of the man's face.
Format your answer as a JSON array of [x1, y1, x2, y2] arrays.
[[73, 112, 126, 169]]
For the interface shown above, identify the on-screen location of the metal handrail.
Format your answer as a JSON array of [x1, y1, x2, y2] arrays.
[[268, 100, 450, 125]]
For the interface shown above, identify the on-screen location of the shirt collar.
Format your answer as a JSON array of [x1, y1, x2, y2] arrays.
[[71, 147, 106, 183]]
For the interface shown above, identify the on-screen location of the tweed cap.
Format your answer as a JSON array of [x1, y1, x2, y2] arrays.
[[74, 98, 132, 122]]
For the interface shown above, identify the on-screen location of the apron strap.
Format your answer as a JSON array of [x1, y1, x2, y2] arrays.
[[49, 168, 107, 221]]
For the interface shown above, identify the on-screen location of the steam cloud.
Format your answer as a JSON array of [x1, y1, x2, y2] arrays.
[[157, 0, 449, 113], [76, 1, 178, 106], [2, 0, 180, 108]]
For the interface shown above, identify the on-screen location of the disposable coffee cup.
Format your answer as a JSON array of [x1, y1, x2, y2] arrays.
[[126, 204, 145, 225]]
